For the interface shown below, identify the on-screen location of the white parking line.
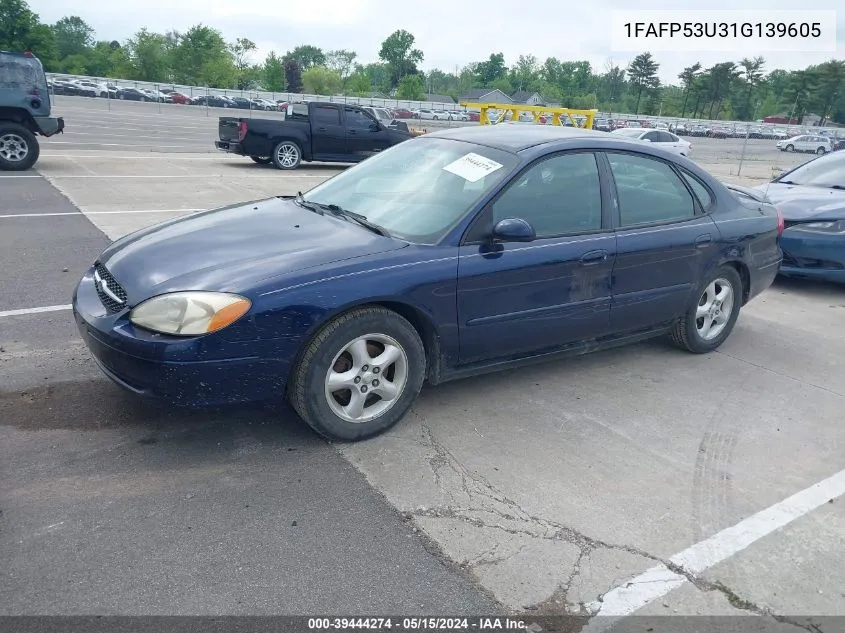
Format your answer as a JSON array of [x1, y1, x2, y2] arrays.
[[583, 467, 845, 629], [0, 304, 72, 318], [0, 209, 205, 218]]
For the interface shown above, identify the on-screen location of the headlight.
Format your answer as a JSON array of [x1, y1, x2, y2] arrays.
[[129, 291, 251, 335], [799, 220, 845, 234]]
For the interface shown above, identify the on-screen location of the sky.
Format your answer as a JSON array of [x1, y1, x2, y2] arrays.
[[30, 0, 844, 85]]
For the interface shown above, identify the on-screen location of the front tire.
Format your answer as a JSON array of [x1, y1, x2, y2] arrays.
[[785, 144, 794, 152], [289, 306, 426, 441], [670, 265, 742, 354], [816, 146, 826, 155], [0, 123, 39, 171], [272, 140, 302, 170]]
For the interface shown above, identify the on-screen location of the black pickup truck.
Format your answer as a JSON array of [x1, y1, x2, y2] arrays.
[[215, 101, 414, 170]]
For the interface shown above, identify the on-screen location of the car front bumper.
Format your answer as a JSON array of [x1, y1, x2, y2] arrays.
[[73, 268, 292, 407], [780, 229, 845, 283]]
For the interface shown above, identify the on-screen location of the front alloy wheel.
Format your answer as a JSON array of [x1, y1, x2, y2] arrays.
[[289, 306, 426, 441], [324, 334, 409, 423]]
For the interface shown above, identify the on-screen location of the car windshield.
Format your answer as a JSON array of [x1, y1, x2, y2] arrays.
[[777, 151, 845, 188], [302, 137, 519, 244]]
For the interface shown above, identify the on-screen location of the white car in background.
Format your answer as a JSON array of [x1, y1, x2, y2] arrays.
[[448, 111, 469, 121], [611, 127, 693, 156], [776, 134, 833, 155]]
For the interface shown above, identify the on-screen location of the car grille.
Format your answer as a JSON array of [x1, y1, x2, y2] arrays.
[[93, 262, 128, 313]]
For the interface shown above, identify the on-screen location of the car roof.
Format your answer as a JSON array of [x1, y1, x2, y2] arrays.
[[425, 123, 607, 152]]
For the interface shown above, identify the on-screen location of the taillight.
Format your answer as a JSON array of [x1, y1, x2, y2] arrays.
[[237, 121, 248, 141], [776, 208, 784, 237]]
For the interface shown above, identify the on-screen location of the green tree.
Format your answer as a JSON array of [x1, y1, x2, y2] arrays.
[[510, 54, 538, 92], [344, 71, 371, 95], [325, 49, 356, 87], [475, 52, 507, 86], [229, 37, 257, 88], [738, 56, 765, 120], [52, 15, 94, 59], [171, 24, 234, 87], [284, 59, 302, 92], [396, 72, 424, 100], [262, 51, 286, 91], [0, 0, 58, 67], [809, 60, 845, 124], [301, 65, 341, 95], [360, 62, 391, 94], [677, 63, 702, 118], [85, 40, 127, 78], [378, 29, 423, 88], [627, 52, 660, 114], [704, 62, 739, 119], [124, 28, 171, 82], [284, 45, 325, 70]]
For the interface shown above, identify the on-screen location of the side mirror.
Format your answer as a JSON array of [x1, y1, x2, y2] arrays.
[[492, 218, 536, 242]]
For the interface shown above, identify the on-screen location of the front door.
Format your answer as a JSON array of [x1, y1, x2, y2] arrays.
[[602, 150, 720, 334], [457, 151, 617, 364], [344, 106, 389, 159], [310, 104, 346, 158]]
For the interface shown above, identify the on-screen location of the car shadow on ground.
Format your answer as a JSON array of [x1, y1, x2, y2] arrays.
[[221, 161, 349, 171], [772, 275, 844, 299], [0, 376, 319, 446]]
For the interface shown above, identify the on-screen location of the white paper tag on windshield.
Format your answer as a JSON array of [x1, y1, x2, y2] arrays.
[[442, 152, 503, 182]]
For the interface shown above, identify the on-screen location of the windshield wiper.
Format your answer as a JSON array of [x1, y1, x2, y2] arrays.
[[320, 203, 391, 237], [293, 191, 324, 215], [778, 180, 798, 184]]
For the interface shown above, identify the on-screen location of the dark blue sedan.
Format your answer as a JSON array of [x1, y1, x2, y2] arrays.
[[73, 125, 783, 441], [753, 150, 845, 284]]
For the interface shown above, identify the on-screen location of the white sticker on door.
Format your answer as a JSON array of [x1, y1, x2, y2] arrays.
[[441, 152, 504, 182]]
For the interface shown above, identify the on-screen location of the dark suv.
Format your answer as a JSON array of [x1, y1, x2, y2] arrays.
[[0, 50, 64, 170]]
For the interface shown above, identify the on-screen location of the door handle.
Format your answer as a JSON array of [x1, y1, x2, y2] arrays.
[[348, 129, 357, 134], [695, 234, 712, 248], [580, 249, 609, 264]]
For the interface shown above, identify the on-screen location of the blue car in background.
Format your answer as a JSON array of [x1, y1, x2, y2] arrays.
[[73, 125, 782, 441], [754, 150, 845, 284]]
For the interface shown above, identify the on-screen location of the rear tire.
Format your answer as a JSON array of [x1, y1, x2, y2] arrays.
[[250, 156, 272, 164], [670, 265, 742, 354], [272, 140, 302, 170], [0, 123, 40, 171], [288, 306, 426, 442]]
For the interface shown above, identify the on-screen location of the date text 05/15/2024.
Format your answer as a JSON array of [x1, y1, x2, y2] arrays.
[[307, 618, 529, 630]]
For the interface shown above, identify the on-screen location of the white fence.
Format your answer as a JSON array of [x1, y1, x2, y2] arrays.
[[46, 71, 843, 137]]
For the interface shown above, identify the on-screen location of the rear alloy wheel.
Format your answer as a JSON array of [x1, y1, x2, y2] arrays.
[[816, 146, 826, 155], [272, 140, 302, 170], [289, 306, 426, 441], [0, 123, 39, 171], [670, 265, 742, 353], [250, 156, 272, 164]]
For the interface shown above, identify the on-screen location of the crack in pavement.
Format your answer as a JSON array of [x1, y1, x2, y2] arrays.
[[412, 421, 827, 632]]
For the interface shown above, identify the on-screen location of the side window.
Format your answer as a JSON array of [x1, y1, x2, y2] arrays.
[[643, 131, 660, 142], [607, 152, 696, 226], [679, 169, 714, 211], [313, 105, 340, 125], [658, 131, 676, 143], [491, 152, 602, 237], [345, 107, 375, 128]]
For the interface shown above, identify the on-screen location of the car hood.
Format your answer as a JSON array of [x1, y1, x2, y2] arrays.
[[98, 196, 406, 300], [752, 183, 845, 221]]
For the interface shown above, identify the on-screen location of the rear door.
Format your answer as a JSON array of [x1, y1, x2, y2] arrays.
[[310, 104, 346, 157], [457, 150, 617, 364], [602, 150, 719, 334]]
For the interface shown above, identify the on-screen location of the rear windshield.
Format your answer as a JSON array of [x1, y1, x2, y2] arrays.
[[0, 54, 47, 92]]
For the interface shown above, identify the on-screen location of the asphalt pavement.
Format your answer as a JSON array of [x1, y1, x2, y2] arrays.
[[2, 96, 845, 626]]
